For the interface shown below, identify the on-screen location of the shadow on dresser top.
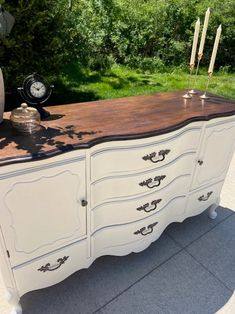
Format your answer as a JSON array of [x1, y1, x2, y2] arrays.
[[0, 90, 235, 167]]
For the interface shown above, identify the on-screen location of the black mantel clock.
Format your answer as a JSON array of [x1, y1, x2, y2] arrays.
[[17, 73, 54, 120]]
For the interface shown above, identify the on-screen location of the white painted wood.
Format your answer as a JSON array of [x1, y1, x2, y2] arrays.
[[0, 150, 87, 180], [85, 150, 92, 259], [13, 239, 89, 297], [0, 227, 17, 291], [192, 118, 235, 189], [208, 197, 220, 219], [91, 175, 190, 232], [5, 288, 21, 314], [11, 305, 22, 314], [186, 181, 224, 218], [91, 152, 195, 206], [0, 158, 87, 267], [92, 196, 186, 258], [91, 124, 202, 181], [0, 116, 234, 310]]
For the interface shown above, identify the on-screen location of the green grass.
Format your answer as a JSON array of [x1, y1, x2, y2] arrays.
[[52, 64, 235, 105]]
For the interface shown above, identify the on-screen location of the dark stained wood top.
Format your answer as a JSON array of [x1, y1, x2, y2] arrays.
[[1, 90, 235, 167]]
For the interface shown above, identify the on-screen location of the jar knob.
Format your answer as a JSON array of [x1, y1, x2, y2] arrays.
[[21, 103, 28, 111]]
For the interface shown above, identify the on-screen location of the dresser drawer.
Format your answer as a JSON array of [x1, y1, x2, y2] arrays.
[[91, 125, 201, 181], [186, 181, 224, 217], [92, 196, 186, 258], [91, 175, 190, 232], [13, 239, 88, 297], [91, 152, 195, 206]]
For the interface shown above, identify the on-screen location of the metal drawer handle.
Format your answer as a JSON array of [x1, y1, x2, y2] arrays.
[[38, 256, 69, 272], [136, 199, 162, 213], [198, 191, 213, 202], [134, 222, 158, 236], [139, 175, 166, 189], [142, 149, 170, 163]]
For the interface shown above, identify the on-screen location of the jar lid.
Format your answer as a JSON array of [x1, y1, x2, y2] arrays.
[[10, 103, 41, 133], [11, 103, 40, 122], [12, 103, 38, 116]]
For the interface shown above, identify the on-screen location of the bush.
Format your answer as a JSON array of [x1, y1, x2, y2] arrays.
[[0, 0, 67, 91], [65, 0, 235, 70], [0, 0, 234, 95], [125, 56, 165, 72]]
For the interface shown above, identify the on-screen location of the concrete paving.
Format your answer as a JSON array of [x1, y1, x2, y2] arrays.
[[0, 153, 235, 314]]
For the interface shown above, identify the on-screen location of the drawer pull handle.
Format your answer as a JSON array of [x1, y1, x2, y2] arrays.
[[198, 191, 213, 202], [134, 222, 158, 236], [137, 199, 162, 213], [139, 175, 166, 189], [38, 256, 69, 272], [143, 149, 170, 163]]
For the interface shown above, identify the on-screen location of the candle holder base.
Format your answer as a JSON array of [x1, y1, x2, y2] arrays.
[[182, 92, 192, 99], [200, 93, 210, 100], [189, 89, 197, 95]]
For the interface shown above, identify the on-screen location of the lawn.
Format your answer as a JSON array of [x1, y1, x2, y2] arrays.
[[51, 64, 235, 105]]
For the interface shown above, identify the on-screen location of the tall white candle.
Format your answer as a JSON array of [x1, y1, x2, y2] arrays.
[[190, 18, 200, 67], [198, 8, 210, 57], [208, 25, 222, 74]]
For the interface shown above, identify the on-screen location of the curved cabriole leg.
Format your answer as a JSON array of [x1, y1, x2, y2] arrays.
[[208, 197, 220, 220], [5, 288, 22, 314], [11, 304, 22, 314]]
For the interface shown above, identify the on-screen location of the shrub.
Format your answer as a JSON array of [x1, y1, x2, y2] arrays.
[[0, 0, 234, 95], [0, 0, 67, 91]]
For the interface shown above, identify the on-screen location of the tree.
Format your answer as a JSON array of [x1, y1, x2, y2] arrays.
[[0, 0, 67, 91]]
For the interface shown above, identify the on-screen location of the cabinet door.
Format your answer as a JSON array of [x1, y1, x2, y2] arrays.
[[0, 155, 86, 267], [192, 118, 235, 189]]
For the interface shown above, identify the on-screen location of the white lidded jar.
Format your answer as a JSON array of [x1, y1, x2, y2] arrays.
[[10, 103, 41, 134], [0, 68, 4, 124]]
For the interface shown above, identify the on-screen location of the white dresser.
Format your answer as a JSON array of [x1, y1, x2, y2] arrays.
[[0, 91, 235, 313]]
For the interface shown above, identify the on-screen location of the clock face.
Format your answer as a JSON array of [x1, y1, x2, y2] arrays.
[[30, 81, 47, 98]]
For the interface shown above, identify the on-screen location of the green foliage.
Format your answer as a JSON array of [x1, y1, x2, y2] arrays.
[[1, 0, 234, 94], [53, 64, 235, 104], [58, 0, 235, 70], [195, 0, 235, 69], [0, 0, 67, 90]]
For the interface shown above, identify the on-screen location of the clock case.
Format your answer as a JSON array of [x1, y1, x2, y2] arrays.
[[17, 73, 53, 120]]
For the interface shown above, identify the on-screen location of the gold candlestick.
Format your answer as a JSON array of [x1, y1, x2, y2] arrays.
[[182, 64, 194, 99], [189, 53, 202, 95], [200, 72, 212, 100]]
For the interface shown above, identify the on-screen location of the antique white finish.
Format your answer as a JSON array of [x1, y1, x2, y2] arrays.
[[0, 117, 235, 313], [0, 154, 86, 267], [13, 239, 89, 297]]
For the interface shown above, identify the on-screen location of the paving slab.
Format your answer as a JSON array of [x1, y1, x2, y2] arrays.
[[20, 233, 180, 314], [165, 205, 233, 248], [187, 213, 235, 291], [216, 291, 235, 314], [97, 251, 232, 314]]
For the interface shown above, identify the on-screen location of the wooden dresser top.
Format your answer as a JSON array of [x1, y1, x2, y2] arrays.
[[1, 90, 235, 166]]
